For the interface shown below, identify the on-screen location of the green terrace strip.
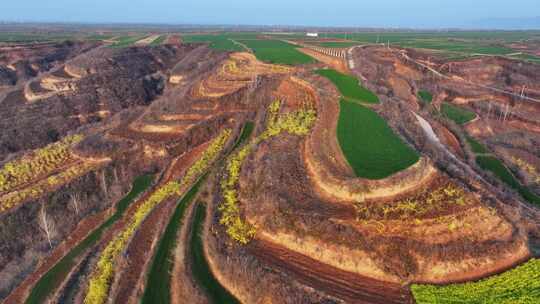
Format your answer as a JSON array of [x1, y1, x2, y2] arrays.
[[441, 102, 477, 125], [418, 90, 433, 104], [476, 155, 540, 206], [316, 69, 379, 104], [83, 130, 231, 304], [465, 135, 488, 154], [337, 99, 419, 179], [464, 133, 540, 206], [149, 35, 167, 46], [230, 122, 255, 152], [412, 258, 540, 303], [191, 203, 239, 304], [141, 177, 205, 304], [25, 175, 154, 304], [238, 39, 315, 65]]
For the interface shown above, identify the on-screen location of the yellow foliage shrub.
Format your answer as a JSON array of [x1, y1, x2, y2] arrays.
[[0, 134, 83, 195], [219, 100, 316, 244]]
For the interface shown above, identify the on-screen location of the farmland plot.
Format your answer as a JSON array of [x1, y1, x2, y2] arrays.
[[337, 99, 419, 179]]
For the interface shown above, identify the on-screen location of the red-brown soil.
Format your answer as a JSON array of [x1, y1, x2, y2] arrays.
[[250, 238, 412, 304], [297, 47, 350, 74], [2, 209, 110, 304], [112, 141, 211, 303]]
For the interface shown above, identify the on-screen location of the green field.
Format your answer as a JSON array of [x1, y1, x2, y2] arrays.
[[231, 122, 255, 151], [149, 35, 167, 46], [441, 102, 476, 125], [418, 90, 433, 104], [238, 39, 315, 65], [141, 177, 204, 304], [25, 175, 154, 304], [316, 69, 379, 104], [181, 34, 244, 51], [337, 99, 419, 179], [181, 33, 260, 51], [313, 31, 540, 63], [412, 258, 540, 303], [190, 203, 239, 303], [465, 135, 488, 154], [476, 156, 540, 206]]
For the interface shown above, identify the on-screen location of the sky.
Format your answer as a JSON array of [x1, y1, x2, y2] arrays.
[[1, 0, 539, 29]]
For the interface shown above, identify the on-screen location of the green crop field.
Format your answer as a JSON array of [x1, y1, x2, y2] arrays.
[[181, 34, 244, 51], [190, 203, 239, 303], [418, 90, 433, 104], [316, 69, 379, 104], [141, 178, 203, 304], [476, 156, 540, 206], [441, 102, 476, 125], [238, 39, 315, 65], [412, 258, 540, 303], [319, 31, 540, 62], [337, 99, 419, 179], [465, 135, 488, 154]]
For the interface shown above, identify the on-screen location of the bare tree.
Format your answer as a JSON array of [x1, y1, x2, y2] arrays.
[[70, 193, 81, 216], [39, 203, 55, 249], [97, 170, 107, 197], [112, 166, 119, 184]]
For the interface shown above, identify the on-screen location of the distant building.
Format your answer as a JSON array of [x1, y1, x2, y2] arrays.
[[306, 32, 319, 37]]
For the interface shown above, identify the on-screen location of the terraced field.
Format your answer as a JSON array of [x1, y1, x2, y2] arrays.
[[441, 102, 477, 125], [337, 99, 419, 179], [477, 155, 540, 206], [182, 34, 249, 52], [190, 203, 239, 304], [418, 90, 433, 104], [1, 28, 540, 304], [316, 68, 379, 104], [238, 39, 316, 65], [141, 178, 203, 304]]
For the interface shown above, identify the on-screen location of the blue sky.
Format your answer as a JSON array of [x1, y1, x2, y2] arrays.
[[1, 0, 539, 28]]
